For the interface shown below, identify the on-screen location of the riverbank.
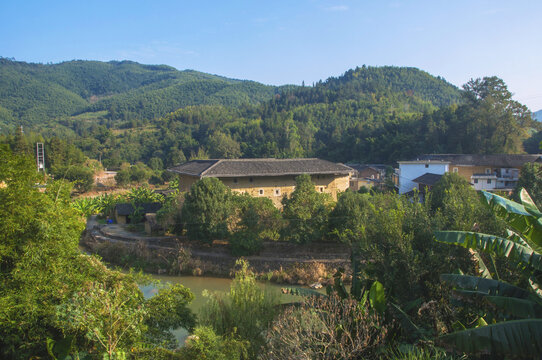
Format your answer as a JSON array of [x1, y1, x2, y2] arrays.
[[81, 217, 351, 286]]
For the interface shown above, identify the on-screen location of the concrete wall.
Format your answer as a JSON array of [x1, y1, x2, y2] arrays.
[[398, 162, 448, 194], [472, 176, 497, 191], [451, 165, 493, 180]]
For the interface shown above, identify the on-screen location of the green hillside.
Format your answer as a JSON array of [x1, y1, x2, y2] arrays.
[[3, 60, 534, 169], [0, 58, 282, 127], [267, 65, 461, 111]]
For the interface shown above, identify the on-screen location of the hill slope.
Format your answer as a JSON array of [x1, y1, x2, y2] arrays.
[[534, 110, 542, 121], [268, 66, 461, 111], [0, 58, 283, 127], [1, 60, 476, 167]]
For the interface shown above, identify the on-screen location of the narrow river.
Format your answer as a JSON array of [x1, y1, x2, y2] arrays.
[[140, 274, 312, 344]]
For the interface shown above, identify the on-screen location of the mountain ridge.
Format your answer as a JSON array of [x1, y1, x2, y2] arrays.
[[0, 58, 286, 127]]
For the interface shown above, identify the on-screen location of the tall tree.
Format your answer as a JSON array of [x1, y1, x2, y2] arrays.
[[459, 76, 534, 153], [182, 177, 233, 243], [281, 174, 331, 244]]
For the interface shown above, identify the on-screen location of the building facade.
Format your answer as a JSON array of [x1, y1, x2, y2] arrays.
[[397, 154, 542, 194], [168, 158, 354, 207]]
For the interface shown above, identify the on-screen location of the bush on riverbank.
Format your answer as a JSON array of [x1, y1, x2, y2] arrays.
[[200, 259, 279, 359]]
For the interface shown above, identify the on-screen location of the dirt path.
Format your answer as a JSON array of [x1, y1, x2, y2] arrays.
[[84, 220, 350, 266]]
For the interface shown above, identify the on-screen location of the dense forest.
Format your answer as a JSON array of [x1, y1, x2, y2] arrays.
[[0, 58, 288, 128], [0, 59, 539, 172]]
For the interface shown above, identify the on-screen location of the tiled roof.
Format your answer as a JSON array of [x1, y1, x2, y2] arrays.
[[408, 154, 542, 167], [412, 173, 443, 186], [169, 158, 354, 178], [168, 160, 219, 176], [346, 164, 388, 171]]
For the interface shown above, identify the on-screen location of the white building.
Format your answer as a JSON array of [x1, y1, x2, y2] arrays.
[[397, 160, 449, 194], [397, 154, 542, 194]]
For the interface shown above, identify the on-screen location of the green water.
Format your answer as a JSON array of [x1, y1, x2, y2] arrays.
[[140, 274, 310, 344]]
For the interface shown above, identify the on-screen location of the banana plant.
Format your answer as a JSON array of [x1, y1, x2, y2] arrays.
[[434, 189, 542, 357], [127, 186, 164, 204], [71, 197, 102, 217]]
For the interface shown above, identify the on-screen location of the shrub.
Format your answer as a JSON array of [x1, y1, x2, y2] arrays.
[[157, 190, 184, 234], [149, 174, 164, 185], [281, 174, 332, 244], [161, 169, 176, 183], [200, 260, 278, 358], [115, 169, 131, 187], [179, 326, 248, 360], [428, 172, 503, 233], [182, 178, 233, 243], [53, 165, 94, 192], [229, 195, 281, 256], [263, 295, 388, 360]]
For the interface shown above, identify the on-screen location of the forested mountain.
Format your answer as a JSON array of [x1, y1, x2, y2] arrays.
[[534, 110, 542, 121], [0, 58, 284, 127], [270, 66, 461, 110], [1, 59, 537, 170]]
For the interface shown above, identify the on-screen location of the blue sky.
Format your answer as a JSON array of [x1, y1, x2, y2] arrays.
[[1, 0, 541, 110]]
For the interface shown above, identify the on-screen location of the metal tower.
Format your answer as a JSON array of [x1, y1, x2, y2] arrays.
[[36, 143, 45, 171]]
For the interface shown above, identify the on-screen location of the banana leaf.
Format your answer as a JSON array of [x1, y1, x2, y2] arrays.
[[390, 303, 427, 341], [435, 231, 542, 271], [486, 296, 542, 319], [520, 188, 542, 218], [481, 190, 542, 247], [529, 277, 542, 300], [471, 249, 492, 279], [506, 229, 539, 252], [440, 274, 531, 299], [437, 319, 542, 357], [369, 280, 386, 314]]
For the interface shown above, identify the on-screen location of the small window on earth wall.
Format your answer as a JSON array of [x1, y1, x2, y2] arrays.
[[259, 189, 264, 196]]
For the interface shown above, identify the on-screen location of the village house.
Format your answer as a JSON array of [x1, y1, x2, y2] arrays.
[[347, 164, 388, 191], [168, 158, 354, 207], [397, 154, 542, 194], [114, 202, 162, 224]]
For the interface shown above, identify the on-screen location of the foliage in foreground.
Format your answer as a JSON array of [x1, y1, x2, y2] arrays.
[[179, 326, 248, 360], [263, 295, 388, 360], [200, 259, 279, 359], [0, 146, 195, 359], [435, 189, 542, 358]]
